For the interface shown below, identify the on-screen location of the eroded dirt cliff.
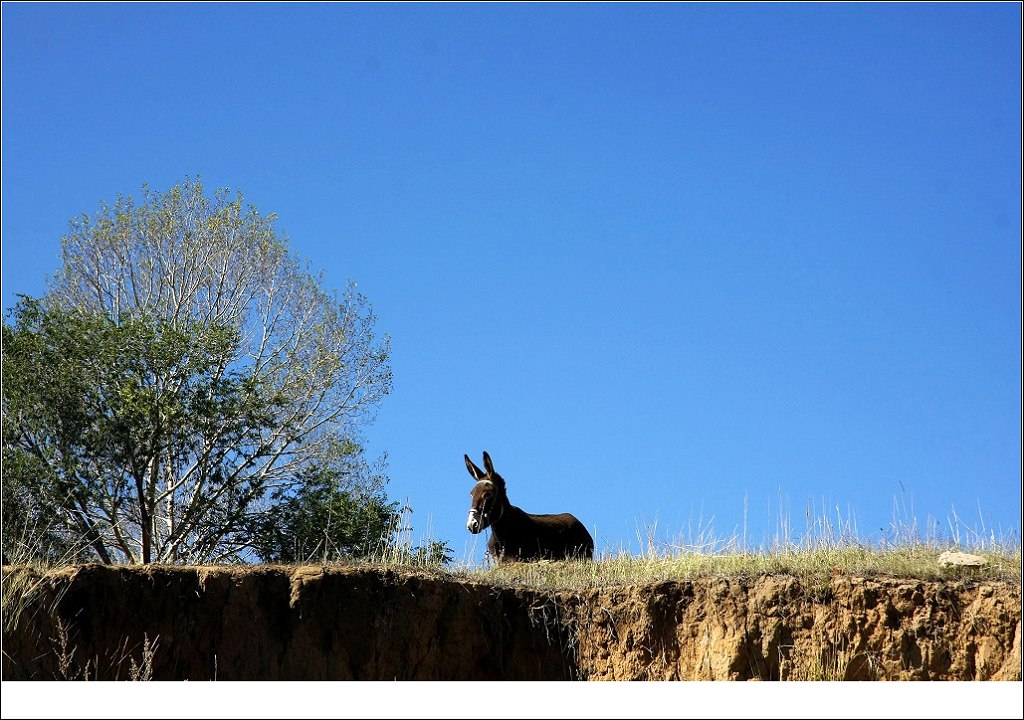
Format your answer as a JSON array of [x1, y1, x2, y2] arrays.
[[2, 564, 1019, 680]]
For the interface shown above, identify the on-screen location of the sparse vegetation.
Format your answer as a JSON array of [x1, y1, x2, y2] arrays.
[[472, 543, 1020, 592], [2, 500, 1018, 682], [469, 499, 1021, 591]]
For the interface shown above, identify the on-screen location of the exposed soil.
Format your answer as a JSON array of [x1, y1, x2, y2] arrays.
[[2, 564, 1020, 680]]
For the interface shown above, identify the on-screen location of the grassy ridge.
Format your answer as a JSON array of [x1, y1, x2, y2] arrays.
[[443, 500, 1023, 590], [468, 544, 1021, 591], [4, 540, 1019, 682], [5, 499, 1021, 591]]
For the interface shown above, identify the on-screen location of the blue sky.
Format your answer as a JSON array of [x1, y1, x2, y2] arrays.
[[2, 3, 1021, 564]]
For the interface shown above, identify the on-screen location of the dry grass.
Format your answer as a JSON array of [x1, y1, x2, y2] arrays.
[[467, 543, 1021, 592], [1, 525, 88, 667], [455, 498, 1021, 591], [191, 498, 1024, 590]]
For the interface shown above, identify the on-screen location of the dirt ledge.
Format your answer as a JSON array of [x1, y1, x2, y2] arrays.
[[3, 564, 1019, 680]]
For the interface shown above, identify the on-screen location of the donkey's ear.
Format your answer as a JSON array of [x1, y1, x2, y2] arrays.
[[482, 451, 495, 476], [465, 454, 485, 481]]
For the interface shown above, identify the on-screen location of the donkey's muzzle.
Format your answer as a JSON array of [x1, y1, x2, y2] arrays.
[[467, 508, 482, 534]]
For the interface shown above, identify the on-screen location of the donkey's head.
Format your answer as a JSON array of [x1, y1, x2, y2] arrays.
[[465, 451, 506, 534]]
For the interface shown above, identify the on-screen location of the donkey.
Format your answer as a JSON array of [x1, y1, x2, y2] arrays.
[[464, 451, 594, 564]]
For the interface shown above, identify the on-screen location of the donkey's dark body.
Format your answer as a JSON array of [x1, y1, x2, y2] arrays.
[[465, 451, 594, 564]]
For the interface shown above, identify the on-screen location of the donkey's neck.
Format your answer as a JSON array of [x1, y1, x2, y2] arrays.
[[490, 499, 527, 534]]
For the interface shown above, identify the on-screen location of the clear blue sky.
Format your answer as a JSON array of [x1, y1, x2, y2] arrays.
[[3, 3, 1021, 564]]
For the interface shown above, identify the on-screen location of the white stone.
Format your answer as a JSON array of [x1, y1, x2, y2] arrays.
[[938, 551, 987, 568]]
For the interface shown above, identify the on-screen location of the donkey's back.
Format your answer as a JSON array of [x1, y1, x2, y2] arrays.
[[529, 511, 594, 560], [493, 508, 595, 562]]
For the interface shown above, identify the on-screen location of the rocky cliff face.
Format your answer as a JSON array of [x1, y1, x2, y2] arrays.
[[3, 564, 1019, 681]]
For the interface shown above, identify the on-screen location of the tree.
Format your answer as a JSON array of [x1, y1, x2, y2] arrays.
[[3, 297, 280, 563], [1, 464, 90, 566], [2, 179, 393, 564], [249, 458, 455, 566], [251, 460, 401, 563]]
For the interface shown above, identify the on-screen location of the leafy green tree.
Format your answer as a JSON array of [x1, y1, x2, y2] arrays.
[[1, 470, 88, 566], [405, 538, 455, 567], [3, 297, 278, 563], [250, 455, 455, 566], [251, 460, 401, 562], [2, 179, 393, 564]]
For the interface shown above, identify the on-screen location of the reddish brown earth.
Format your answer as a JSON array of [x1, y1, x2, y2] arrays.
[[2, 564, 1019, 680]]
